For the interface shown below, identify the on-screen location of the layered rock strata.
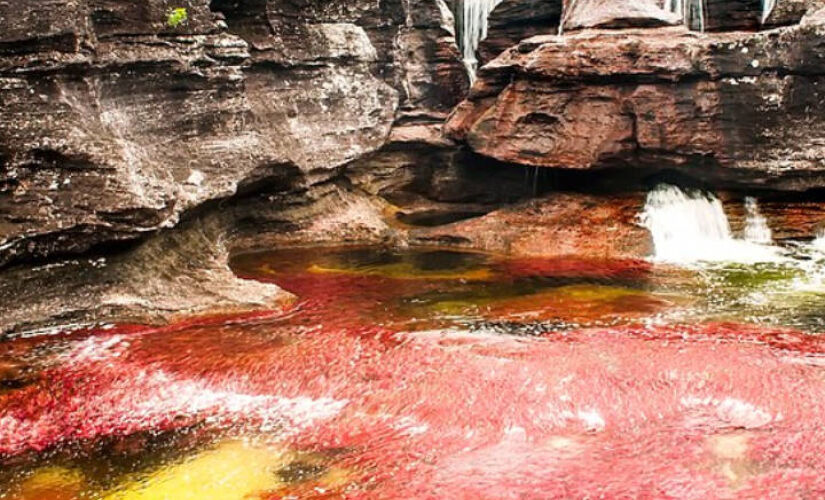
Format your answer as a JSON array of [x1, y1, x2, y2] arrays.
[[0, 0, 468, 267], [446, 17, 825, 188]]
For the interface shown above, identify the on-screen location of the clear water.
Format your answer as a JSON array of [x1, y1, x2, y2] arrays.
[[4, 246, 825, 498]]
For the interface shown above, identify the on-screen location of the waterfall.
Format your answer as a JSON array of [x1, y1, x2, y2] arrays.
[[762, 0, 777, 22], [744, 197, 772, 244], [457, 0, 504, 81], [640, 185, 780, 264], [666, 0, 706, 32], [666, 0, 685, 23]]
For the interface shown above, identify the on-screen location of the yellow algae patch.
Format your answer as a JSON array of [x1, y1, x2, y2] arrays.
[[706, 432, 763, 488], [549, 284, 648, 301], [307, 263, 492, 281], [6, 466, 86, 500], [710, 433, 749, 461], [103, 440, 286, 500]]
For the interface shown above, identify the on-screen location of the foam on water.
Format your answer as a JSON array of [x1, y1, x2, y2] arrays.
[[641, 185, 782, 265]]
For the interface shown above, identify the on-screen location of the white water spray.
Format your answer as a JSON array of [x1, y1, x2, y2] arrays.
[[670, 0, 777, 29], [666, 0, 706, 31], [762, 0, 777, 23], [744, 197, 773, 244], [641, 185, 780, 264], [457, 0, 504, 81]]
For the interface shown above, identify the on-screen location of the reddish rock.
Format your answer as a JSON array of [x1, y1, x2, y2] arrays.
[[445, 22, 825, 188], [412, 192, 652, 259], [723, 195, 825, 241]]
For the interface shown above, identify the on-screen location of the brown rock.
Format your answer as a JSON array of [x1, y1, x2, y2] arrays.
[[411, 192, 652, 259], [703, 0, 762, 31], [445, 22, 825, 188], [478, 0, 562, 65], [0, 208, 294, 336], [0, 0, 86, 54], [763, 0, 825, 27], [0, 0, 468, 267]]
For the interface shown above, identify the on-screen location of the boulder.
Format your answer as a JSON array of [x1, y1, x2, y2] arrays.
[[561, 0, 681, 31], [446, 21, 825, 189], [0, 0, 468, 267]]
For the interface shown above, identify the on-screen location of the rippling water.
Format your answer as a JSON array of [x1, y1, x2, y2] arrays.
[[4, 246, 825, 498]]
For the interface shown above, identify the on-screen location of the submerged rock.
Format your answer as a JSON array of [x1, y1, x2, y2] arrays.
[[412, 192, 653, 259]]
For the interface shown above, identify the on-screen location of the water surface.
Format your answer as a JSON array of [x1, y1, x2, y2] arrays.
[[4, 245, 825, 498]]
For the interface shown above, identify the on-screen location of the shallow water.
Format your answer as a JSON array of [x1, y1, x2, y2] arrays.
[[4, 246, 825, 498]]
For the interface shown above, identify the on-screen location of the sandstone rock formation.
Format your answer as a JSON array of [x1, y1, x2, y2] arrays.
[[446, 17, 825, 188], [0, 211, 293, 335], [411, 192, 653, 259], [0, 178, 402, 335], [0, 0, 468, 268], [3, 0, 825, 335], [477, 0, 562, 65]]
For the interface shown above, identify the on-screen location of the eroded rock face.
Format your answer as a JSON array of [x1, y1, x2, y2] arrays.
[[0, 211, 293, 336], [0, 0, 468, 267], [0, 177, 406, 335], [561, 0, 680, 31], [446, 21, 825, 188]]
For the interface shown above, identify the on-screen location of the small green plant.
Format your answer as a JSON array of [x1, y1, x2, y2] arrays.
[[167, 7, 188, 28]]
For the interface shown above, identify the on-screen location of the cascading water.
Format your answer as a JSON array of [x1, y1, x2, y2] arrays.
[[669, 0, 778, 28], [641, 185, 780, 264], [456, 0, 503, 81], [745, 196, 773, 245], [666, 0, 706, 31], [744, 196, 773, 244], [762, 0, 777, 22]]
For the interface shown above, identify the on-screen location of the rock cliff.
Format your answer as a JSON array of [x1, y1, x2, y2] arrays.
[[446, 14, 825, 188], [0, 0, 467, 267]]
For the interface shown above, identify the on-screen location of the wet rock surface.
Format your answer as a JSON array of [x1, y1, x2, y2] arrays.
[[0, 0, 467, 268], [0, 178, 405, 335], [0, 211, 291, 336], [3, 0, 825, 333], [477, 0, 562, 65], [412, 192, 653, 259], [446, 20, 825, 188]]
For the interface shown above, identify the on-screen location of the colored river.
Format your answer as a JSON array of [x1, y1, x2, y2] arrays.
[[3, 245, 825, 499]]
